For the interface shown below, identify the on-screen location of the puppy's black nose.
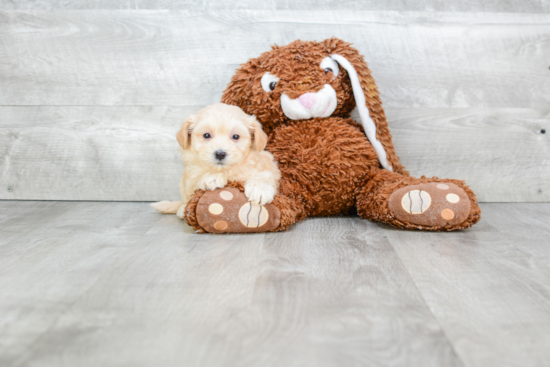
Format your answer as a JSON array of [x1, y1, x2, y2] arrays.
[[214, 150, 227, 161]]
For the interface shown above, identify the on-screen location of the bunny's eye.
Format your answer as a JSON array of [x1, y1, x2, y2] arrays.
[[320, 57, 340, 80], [261, 72, 280, 92]]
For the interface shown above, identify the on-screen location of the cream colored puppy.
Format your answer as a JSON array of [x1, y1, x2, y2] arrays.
[[151, 103, 280, 219]]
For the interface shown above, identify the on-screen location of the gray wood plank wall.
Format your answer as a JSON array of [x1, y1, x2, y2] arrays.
[[2, 0, 550, 12], [0, 8, 549, 202]]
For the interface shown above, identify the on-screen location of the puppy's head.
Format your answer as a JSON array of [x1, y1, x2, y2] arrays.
[[177, 103, 267, 168]]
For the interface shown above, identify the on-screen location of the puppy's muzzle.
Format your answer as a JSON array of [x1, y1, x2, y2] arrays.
[[214, 150, 227, 161]]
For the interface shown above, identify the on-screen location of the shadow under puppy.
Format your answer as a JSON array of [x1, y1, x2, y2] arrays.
[[152, 103, 280, 219]]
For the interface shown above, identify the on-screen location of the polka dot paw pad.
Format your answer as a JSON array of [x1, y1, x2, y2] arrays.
[[195, 187, 280, 233], [388, 182, 471, 228]]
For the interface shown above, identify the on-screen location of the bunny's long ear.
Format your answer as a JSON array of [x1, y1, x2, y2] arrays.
[[325, 38, 407, 175]]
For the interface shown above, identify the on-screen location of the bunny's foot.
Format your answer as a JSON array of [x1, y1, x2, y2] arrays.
[[184, 187, 279, 234], [183, 182, 303, 234], [357, 170, 481, 231], [388, 182, 474, 229]]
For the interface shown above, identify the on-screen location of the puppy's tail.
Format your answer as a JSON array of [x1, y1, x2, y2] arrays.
[[150, 200, 183, 214]]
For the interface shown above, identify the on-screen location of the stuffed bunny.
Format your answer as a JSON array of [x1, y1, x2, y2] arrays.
[[183, 38, 481, 233]]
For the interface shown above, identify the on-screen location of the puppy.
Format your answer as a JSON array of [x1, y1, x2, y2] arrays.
[[151, 103, 280, 219]]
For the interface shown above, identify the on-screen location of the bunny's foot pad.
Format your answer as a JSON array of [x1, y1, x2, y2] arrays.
[[194, 187, 280, 234], [388, 182, 471, 228]]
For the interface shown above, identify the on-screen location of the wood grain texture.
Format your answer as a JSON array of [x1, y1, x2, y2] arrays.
[[1, 201, 550, 366], [1, 0, 550, 12], [0, 11, 549, 108], [0, 106, 188, 201], [1, 106, 548, 202], [383, 203, 550, 367], [238, 218, 462, 367], [1, 211, 268, 367], [0, 201, 162, 367], [0, 202, 463, 367], [383, 108, 550, 202]]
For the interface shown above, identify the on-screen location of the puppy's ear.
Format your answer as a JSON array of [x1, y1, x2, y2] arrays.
[[248, 116, 268, 151], [322, 37, 407, 176], [176, 114, 196, 149]]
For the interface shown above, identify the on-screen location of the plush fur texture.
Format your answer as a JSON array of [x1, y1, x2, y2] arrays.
[[151, 103, 280, 217], [183, 38, 481, 232], [222, 37, 407, 175]]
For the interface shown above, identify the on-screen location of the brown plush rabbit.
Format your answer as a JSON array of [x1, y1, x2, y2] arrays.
[[183, 38, 481, 233]]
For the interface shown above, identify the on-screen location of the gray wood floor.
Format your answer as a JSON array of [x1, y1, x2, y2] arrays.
[[0, 201, 549, 367]]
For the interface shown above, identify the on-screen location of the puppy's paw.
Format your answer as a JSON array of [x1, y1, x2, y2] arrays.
[[176, 204, 186, 219], [150, 201, 182, 214], [244, 182, 275, 205], [204, 174, 227, 191]]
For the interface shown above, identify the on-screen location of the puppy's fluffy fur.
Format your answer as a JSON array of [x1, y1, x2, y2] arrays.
[[151, 103, 280, 218]]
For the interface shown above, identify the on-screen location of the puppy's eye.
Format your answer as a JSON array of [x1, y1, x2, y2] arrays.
[[232, 134, 240, 140], [324, 68, 332, 74], [203, 133, 211, 139], [261, 72, 280, 92]]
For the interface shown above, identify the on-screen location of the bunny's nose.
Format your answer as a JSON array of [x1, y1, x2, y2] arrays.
[[297, 93, 317, 109], [214, 150, 227, 161]]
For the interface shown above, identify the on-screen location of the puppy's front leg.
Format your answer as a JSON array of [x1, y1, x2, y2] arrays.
[[176, 203, 187, 219], [200, 173, 228, 191], [244, 171, 277, 206], [176, 176, 191, 219]]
